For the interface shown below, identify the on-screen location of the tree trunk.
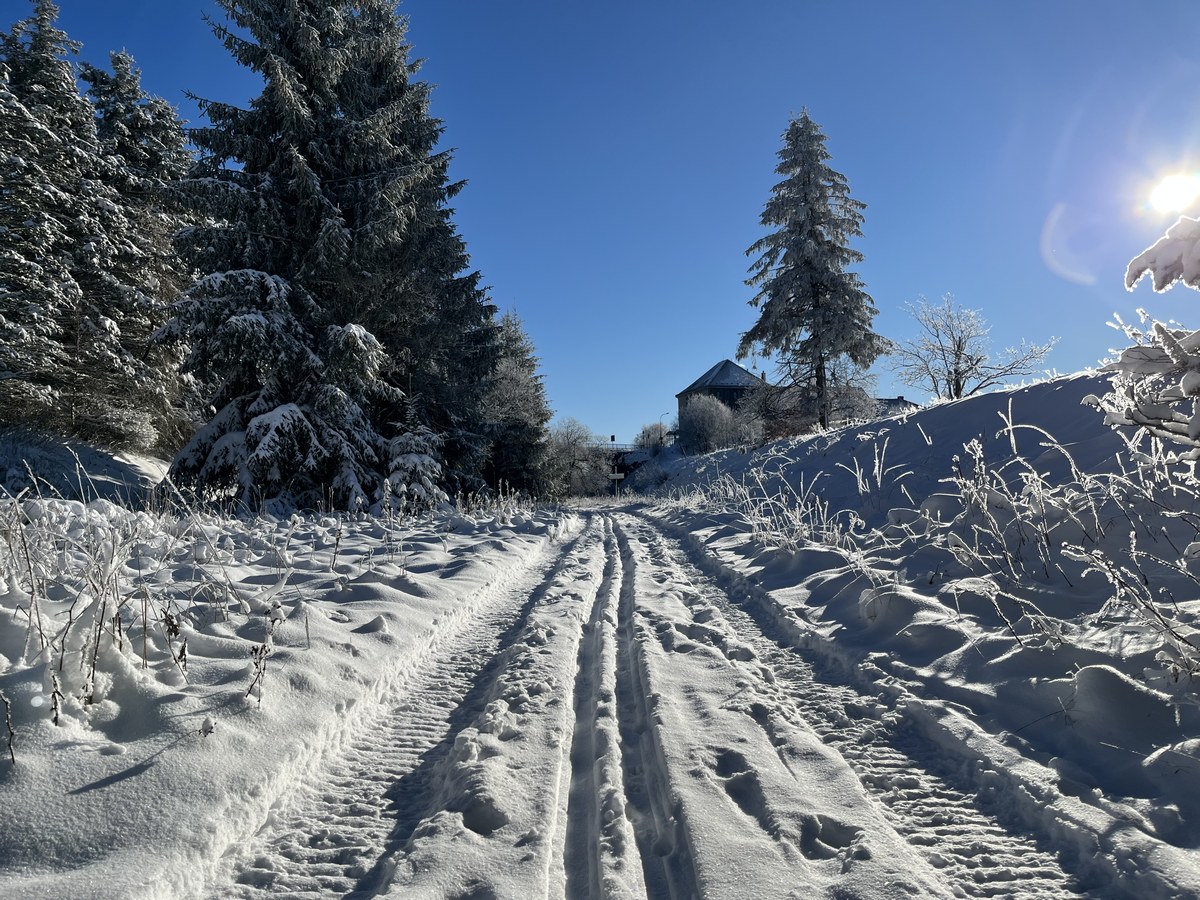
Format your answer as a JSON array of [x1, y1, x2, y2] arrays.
[[815, 352, 828, 430]]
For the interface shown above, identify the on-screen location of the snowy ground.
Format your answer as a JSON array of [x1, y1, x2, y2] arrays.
[[3, 374, 1200, 898]]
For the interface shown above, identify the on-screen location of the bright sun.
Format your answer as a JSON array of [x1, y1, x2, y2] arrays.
[[1150, 173, 1200, 213]]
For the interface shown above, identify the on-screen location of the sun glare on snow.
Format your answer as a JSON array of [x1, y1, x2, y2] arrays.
[[1150, 173, 1200, 213]]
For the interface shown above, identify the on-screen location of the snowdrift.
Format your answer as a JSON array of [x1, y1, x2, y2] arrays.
[[0, 480, 576, 898], [647, 372, 1200, 894]]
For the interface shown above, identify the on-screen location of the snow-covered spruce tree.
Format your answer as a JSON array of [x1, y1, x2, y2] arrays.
[[330, 0, 499, 492], [386, 405, 448, 515], [482, 311, 552, 494], [0, 58, 64, 424], [739, 110, 890, 430], [161, 0, 400, 508], [164, 0, 497, 507], [81, 50, 195, 450], [0, 0, 173, 449]]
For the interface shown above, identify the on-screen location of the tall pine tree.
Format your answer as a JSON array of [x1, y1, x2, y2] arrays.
[[482, 311, 551, 494], [82, 49, 194, 449], [333, 0, 498, 491], [739, 111, 889, 430], [164, 0, 497, 507], [0, 0, 176, 448]]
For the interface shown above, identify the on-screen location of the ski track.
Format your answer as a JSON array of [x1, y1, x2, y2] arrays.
[[561, 515, 647, 900], [611, 521, 702, 899], [617, 511, 1088, 900], [209, 525, 592, 899], [204, 509, 1102, 899]]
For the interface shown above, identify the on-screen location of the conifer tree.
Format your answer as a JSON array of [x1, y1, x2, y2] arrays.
[[0, 58, 66, 423], [0, 0, 173, 448], [82, 50, 194, 448], [164, 0, 497, 507], [739, 111, 889, 429], [163, 0, 388, 507], [386, 405, 448, 515], [83, 51, 190, 180], [483, 311, 552, 493], [333, 0, 498, 489]]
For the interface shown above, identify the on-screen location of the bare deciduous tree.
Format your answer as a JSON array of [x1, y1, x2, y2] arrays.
[[543, 418, 609, 497], [891, 294, 1057, 400], [634, 421, 671, 453]]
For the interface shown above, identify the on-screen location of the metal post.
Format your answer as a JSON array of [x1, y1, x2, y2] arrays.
[[611, 435, 618, 498]]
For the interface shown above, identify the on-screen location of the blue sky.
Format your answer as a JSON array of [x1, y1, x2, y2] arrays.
[[39, 0, 1200, 441]]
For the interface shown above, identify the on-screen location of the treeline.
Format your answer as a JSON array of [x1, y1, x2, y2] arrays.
[[0, 0, 551, 509]]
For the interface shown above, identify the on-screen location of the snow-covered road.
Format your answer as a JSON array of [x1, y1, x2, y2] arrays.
[[202, 511, 1092, 900], [5, 377, 1199, 898]]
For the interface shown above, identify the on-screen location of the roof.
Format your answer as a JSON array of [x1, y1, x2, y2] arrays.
[[676, 359, 763, 397], [877, 396, 920, 413]]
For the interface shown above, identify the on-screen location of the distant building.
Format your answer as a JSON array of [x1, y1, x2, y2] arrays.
[[876, 396, 920, 417], [675, 359, 763, 419], [675, 360, 922, 436]]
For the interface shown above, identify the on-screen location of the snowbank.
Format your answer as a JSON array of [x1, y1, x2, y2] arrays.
[[0, 493, 574, 898], [647, 372, 1200, 896]]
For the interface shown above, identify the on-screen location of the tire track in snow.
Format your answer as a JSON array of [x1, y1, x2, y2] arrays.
[[623, 512, 1086, 900], [562, 516, 646, 900], [209, 523, 593, 899]]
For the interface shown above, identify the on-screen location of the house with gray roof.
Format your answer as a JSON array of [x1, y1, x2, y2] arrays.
[[675, 359, 764, 419]]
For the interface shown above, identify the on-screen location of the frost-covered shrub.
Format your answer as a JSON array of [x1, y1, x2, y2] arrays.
[[626, 459, 668, 494], [0, 496, 190, 730], [678, 395, 754, 455], [1070, 224, 1200, 679], [1105, 217, 1200, 453], [634, 422, 671, 454], [1093, 313, 1200, 452], [668, 393, 1200, 684], [542, 419, 609, 498], [741, 369, 873, 440]]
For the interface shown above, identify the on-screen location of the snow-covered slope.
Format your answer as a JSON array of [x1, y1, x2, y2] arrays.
[[645, 372, 1200, 896], [0, 428, 167, 505], [658, 373, 1120, 524], [0, 496, 576, 898]]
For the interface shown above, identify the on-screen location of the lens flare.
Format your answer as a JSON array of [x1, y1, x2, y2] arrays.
[[1150, 173, 1200, 213]]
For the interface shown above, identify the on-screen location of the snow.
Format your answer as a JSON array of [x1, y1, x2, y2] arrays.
[[3, 371, 1200, 898], [1126, 215, 1200, 292], [0, 492, 574, 898]]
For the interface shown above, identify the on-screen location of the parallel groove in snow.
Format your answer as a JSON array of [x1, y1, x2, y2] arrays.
[[562, 515, 614, 895], [562, 516, 647, 900], [611, 520, 702, 900], [208, 527, 589, 899], [622, 513, 1087, 900]]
